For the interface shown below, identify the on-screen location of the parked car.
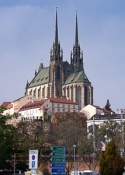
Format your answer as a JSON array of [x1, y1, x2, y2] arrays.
[[70, 170, 84, 175], [82, 170, 100, 175]]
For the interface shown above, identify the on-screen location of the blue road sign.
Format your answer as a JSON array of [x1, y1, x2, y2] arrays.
[[52, 163, 66, 168], [76, 166, 78, 171], [51, 173, 66, 175], [52, 168, 65, 173]]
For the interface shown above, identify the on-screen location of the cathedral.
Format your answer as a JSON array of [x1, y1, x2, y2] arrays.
[[25, 10, 93, 110]]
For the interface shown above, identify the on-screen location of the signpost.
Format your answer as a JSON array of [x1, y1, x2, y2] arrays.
[[51, 146, 66, 175], [29, 150, 38, 170]]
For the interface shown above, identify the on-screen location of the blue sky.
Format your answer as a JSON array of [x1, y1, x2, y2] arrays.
[[0, 0, 125, 112]]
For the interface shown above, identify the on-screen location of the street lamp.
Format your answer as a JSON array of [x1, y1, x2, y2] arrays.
[[117, 109, 124, 157], [92, 116, 95, 170], [73, 145, 76, 175], [13, 147, 16, 175]]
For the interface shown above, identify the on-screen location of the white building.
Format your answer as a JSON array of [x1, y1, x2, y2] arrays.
[[80, 104, 105, 119], [87, 113, 125, 128], [19, 97, 78, 120]]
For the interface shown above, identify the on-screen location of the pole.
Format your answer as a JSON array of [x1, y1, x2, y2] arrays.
[[73, 145, 76, 175], [93, 116, 95, 150], [93, 116, 95, 170], [121, 109, 124, 157], [14, 153, 16, 175]]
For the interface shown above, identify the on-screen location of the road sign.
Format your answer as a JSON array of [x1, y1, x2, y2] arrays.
[[51, 173, 66, 175], [52, 163, 66, 168], [51, 157, 66, 163], [52, 168, 65, 173], [51, 146, 66, 152], [51, 152, 65, 157], [29, 150, 38, 170]]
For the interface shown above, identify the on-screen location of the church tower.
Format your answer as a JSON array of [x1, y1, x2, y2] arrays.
[[70, 11, 83, 73], [49, 8, 63, 97]]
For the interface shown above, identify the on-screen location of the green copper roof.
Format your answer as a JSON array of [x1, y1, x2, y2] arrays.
[[64, 71, 90, 85], [28, 67, 49, 88]]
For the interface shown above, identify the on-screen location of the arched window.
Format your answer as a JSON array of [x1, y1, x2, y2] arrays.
[[56, 65, 60, 80], [67, 86, 69, 98], [84, 86, 88, 106], [77, 86, 81, 110], [38, 88, 41, 98], [71, 86, 73, 101]]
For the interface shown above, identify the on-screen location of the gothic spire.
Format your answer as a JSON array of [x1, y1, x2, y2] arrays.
[[75, 10, 79, 46], [55, 7, 58, 45]]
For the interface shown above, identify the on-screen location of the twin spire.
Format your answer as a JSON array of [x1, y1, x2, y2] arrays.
[[55, 8, 79, 47], [55, 7, 58, 45], [75, 10, 79, 47]]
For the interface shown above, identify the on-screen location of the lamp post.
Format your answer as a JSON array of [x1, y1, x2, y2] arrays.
[[13, 147, 16, 175], [120, 109, 124, 157], [92, 116, 95, 170], [117, 109, 124, 157], [93, 116, 96, 150], [73, 145, 76, 175]]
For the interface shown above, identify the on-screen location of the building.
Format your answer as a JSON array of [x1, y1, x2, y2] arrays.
[[80, 99, 115, 119], [87, 113, 125, 128], [25, 10, 93, 110], [3, 95, 39, 116], [19, 97, 78, 120]]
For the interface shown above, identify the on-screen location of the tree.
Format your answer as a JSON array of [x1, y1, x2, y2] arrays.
[[51, 112, 87, 172], [0, 116, 16, 169], [99, 141, 124, 175]]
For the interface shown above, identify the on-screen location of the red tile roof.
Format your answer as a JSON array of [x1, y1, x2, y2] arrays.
[[49, 97, 77, 104], [19, 100, 46, 111], [1, 102, 11, 108]]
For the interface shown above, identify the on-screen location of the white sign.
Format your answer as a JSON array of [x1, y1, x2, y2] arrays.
[[29, 150, 38, 169]]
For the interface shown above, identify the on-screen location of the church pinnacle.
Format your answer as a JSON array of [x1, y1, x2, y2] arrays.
[[55, 7, 58, 45], [75, 10, 79, 47]]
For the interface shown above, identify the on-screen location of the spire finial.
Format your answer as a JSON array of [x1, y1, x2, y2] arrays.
[[75, 10, 79, 46], [55, 7, 58, 44]]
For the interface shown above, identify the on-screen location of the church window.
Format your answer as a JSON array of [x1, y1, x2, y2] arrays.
[[84, 86, 88, 106], [77, 86, 81, 110], [63, 88, 66, 96], [30, 90, 32, 96], [71, 86, 73, 101], [33, 89, 36, 97], [38, 88, 41, 98], [42, 87, 45, 98], [67, 87, 69, 97], [56, 65, 60, 80]]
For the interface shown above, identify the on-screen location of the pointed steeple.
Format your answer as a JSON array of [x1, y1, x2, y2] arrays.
[[55, 7, 58, 45], [75, 10, 79, 47]]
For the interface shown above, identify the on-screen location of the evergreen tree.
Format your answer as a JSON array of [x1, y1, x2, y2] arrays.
[[99, 141, 124, 175]]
